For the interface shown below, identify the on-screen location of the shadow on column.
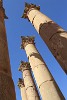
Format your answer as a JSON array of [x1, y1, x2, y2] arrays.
[[39, 21, 67, 73]]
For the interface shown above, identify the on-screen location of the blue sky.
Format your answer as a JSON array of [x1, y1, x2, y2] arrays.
[[3, 0, 67, 100]]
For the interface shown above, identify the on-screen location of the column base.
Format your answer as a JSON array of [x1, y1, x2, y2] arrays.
[[0, 72, 16, 100]]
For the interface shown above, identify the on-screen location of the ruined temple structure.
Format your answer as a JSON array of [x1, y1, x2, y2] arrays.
[[22, 2, 67, 74], [0, 0, 16, 100], [0, 1, 65, 100], [17, 2, 66, 100], [18, 36, 64, 100]]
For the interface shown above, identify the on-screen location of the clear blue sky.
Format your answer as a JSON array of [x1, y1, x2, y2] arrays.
[[3, 0, 67, 100]]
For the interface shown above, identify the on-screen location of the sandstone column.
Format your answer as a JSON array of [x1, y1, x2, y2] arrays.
[[0, 1, 16, 100], [19, 61, 40, 100], [22, 3, 67, 74], [18, 78, 28, 100], [21, 36, 64, 100]]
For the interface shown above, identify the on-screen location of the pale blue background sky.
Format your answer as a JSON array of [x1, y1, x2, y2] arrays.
[[3, 0, 67, 100]]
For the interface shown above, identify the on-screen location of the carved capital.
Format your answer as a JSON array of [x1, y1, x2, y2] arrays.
[[0, 0, 8, 19], [21, 36, 35, 49], [18, 61, 30, 72], [18, 78, 24, 88], [21, 2, 40, 19]]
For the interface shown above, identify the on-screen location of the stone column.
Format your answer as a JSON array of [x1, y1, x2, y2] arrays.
[[19, 61, 40, 100], [0, 1, 16, 100], [22, 3, 67, 74], [18, 78, 28, 100], [21, 36, 64, 100]]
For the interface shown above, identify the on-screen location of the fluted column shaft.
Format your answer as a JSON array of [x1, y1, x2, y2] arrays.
[[19, 61, 40, 100], [22, 3, 67, 73], [18, 78, 28, 100], [0, 1, 16, 100], [21, 36, 64, 100]]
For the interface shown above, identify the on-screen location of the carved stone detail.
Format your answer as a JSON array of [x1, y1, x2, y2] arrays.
[[18, 78, 24, 88], [19, 61, 30, 72], [22, 2, 40, 19], [21, 36, 35, 49]]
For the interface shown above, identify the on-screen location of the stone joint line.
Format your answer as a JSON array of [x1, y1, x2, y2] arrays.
[[39, 79, 53, 88], [25, 86, 36, 91]]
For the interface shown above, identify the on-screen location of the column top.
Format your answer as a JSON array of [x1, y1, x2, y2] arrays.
[[0, 0, 8, 19], [18, 61, 30, 72], [0, 0, 2, 7], [21, 2, 40, 19], [21, 36, 35, 49], [18, 78, 24, 88]]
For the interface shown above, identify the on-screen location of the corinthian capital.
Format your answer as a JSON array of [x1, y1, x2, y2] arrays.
[[18, 78, 24, 88], [19, 61, 30, 72], [21, 36, 35, 49], [21, 2, 40, 19]]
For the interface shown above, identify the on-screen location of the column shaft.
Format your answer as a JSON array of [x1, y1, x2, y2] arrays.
[[18, 78, 28, 100], [28, 9, 67, 73], [0, 72, 16, 100], [21, 36, 64, 100], [19, 61, 40, 100], [0, 2, 16, 100], [21, 87, 28, 100], [28, 9, 51, 33], [22, 3, 67, 73], [0, 6, 11, 76]]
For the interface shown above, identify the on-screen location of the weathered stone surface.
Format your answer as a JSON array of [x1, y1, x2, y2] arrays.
[[21, 36, 64, 99], [23, 70, 36, 89], [0, 8, 11, 75], [21, 87, 28, 100], [0, 1, 8, 20], [18, 78, 28, 100], [26, 86, 39, 100], [39, 21, 67, 73], [0, 37, 11, 75], [0, 21, 7, 41], [28, 9, 51, 32], [0, 72, 16, 100], [0, 4, 16, 99], [22, 3, 67, 74], [39, 80, 64, 100], [19, 61, 40, 100]]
